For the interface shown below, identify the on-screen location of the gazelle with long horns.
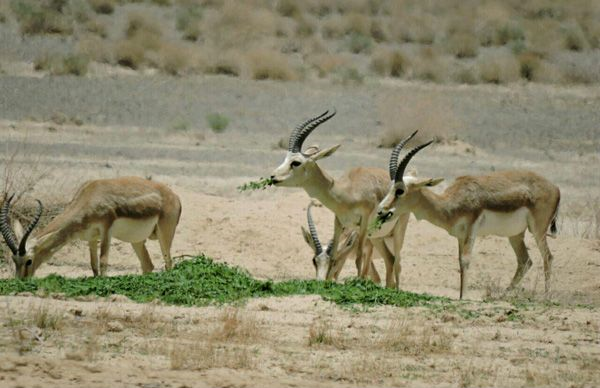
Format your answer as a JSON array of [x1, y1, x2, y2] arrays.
[[270, 109, 412, 288], [376, 135, 560, 299], [301, 202, 360, 280], [1, 177, 181, 278]]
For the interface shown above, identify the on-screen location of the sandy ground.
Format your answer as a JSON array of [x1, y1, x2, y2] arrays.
[[0, 74, 599, 387]]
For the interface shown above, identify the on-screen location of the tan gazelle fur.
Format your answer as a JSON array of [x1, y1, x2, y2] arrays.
[[270, 110, 412, 288], [376, 138, 561, 299], [1, 177, 182, 278]]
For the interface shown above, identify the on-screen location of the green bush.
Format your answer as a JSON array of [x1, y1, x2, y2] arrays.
[[206, 113, 229, 132]]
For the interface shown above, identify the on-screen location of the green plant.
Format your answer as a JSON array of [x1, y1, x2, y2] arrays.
[[206, 113, 229, 132], [0, 255, 444, 308], [347, 32, 372, 54], [10, 0, 72, 35], [88, 0, 114, 14], [237, 177, 273, 192], [176, 4, 202, 41]]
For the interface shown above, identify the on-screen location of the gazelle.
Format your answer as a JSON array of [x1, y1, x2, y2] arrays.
[[376, 137, 561, 299], [270, 109, 412, 288], [301, 202, 360, 280], [1, 176, 182, 278]]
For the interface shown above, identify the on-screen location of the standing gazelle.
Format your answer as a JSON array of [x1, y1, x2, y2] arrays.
[[270, 109, 412, 288], [376, 137, 561, 299], [1, 177, 181, 278]]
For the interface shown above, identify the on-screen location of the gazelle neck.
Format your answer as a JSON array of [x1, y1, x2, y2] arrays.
[[302, 164, 345, 216], [31, 227, 71, 268], [410, 188, 453, 232]]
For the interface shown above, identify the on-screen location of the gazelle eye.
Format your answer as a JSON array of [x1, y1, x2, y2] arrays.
[[25, 259, 32, 267], [291, 161, 301, 168], [395, 188, 405, 197]]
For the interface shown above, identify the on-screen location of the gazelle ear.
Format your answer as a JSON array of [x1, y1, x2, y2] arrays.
[[301, 226, 317, 253], [310, 144, 341, 161], [303, 145, 320, 156], [12, 219, 24, 241]]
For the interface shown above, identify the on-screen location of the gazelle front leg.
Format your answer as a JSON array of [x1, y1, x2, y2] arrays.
[[99, 227, 112, 276], [392, 212, 410, 289], [458, 226, 477, 300], [327, 217, 345, 281], [89, 240, 99, 277]]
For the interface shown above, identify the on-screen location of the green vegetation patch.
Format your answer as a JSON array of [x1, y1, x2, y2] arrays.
[[237, 177, 273, 192], [0, 255, 443, 308]]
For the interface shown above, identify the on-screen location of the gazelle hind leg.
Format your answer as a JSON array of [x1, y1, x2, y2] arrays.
[[156, 220, 177, 271], [533, 233, 554, 293], [507, 232, 532, 289], [363, 241, 381, 284], [89, 240, 99, 277], [131, 241, 154, 274], [458, 227, 477, 300], [99, 228, 112, 276], [372, 239, 396, 289]]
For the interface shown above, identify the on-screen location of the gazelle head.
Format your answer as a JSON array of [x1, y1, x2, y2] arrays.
[[377, 132, 442, 224], [0, 195, 43, 278], [301, 203, 357, 280], [271, 109, 340, 187]]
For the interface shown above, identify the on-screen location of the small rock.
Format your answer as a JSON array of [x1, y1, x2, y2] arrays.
[[107, 321, 124, 332]]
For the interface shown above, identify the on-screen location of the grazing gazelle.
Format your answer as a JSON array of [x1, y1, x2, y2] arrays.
[[1, 177, 182, 278], [301, 202, 360, 280], [270, 109, 412, 288], [376, 138, 561, 299]]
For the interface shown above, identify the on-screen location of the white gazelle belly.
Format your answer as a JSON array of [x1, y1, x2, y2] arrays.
[[475, 208, 529, 237], [111, 216, 159, 242]]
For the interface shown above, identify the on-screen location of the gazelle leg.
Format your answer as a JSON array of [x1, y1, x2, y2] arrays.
[[132, 241, 154, 274], [89, 240, 99, 277], [458, 227, 477, 300], [327, 218, 345, 281], [533, 232, 554, 293], [372, 238, 396, 289], [508, 232, 532, 289], [99, 229, 112, 276], [363, 241, 381, 284], [392, 213, 410, 290]]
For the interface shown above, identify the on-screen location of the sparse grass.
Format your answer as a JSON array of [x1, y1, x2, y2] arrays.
[[0, 255, 444, 308], [213, 308, 260, 342], [158, 43, 191, 75], [114, 39, 145, 69], [34, 52, 90, 76], [175, 3, 202, 41], [206, 112, 229, 132], [334, 67, 364, 85], [170, 340, 253, 371], [311, 54, 347, 78], [307, 319, 344, 348], [347, 32, 372, 54], [447, 32, 479, 58], [381, 320, 453, 355], [32, 305, 63, 330]]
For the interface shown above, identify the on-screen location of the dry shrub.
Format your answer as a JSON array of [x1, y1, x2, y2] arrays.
[[157, 43, 192, 75], [78, 36, 112, 63], [377, 93, 461, 148], [321, 15, 345, 39], [34, 52, 90, 76], [410, 47, 446, 82], [447, 32, 479, 58], [84, 18, 107, 38], [562, 21, 589, 51], [205, 50, 242, 77], [276, 0, 301, 18], [114, 39, 145, 69], [389, 15, 436, 44], [11, 0, 73, 35], [207, 1, 276, 49], [311, 53, 347, 78], [452, 63, 479, 84], [247, 49, 296, 81], [295, 15, 315, 37], [88, 0, 115, 14], [347, 32, 372, 54], [517, 51, 543, 81], [125, 11, 162, 50], [459, 362, 498, 388], [343, 12, 370, 36], [380, 320, 453, 355], [370, 48, 408, 77], [175, 3, 202, 41], [478, 51, 520, 84]]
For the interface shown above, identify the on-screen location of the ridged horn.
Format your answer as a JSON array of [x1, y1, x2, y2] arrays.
[[394, 140, 434, 182], [291, 109, 336, 154], [18, 199, 43, 256], [0, 194, 18, 255], [306, 203, 323, 254], [288, 110, 330, 152], [388, 130, 418, 180]]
